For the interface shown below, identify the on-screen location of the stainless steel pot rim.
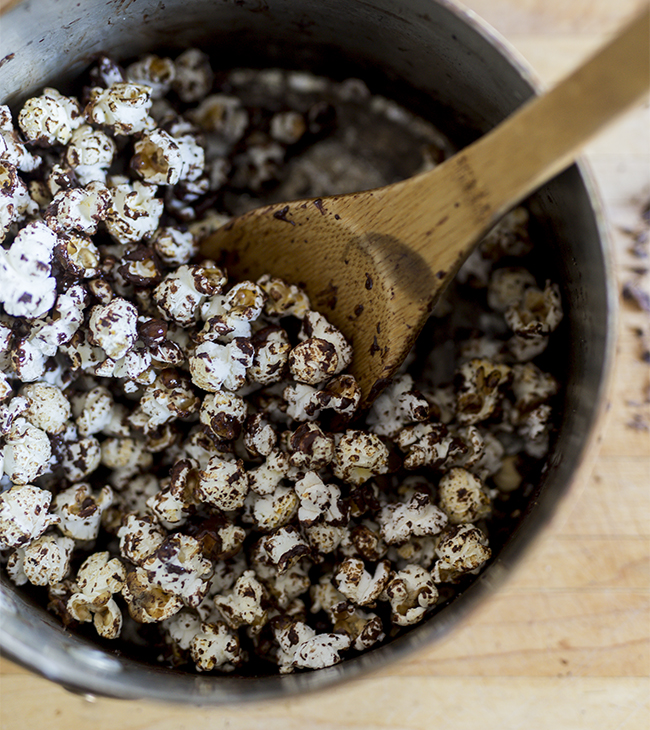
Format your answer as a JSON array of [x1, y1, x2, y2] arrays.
[[0, 0, 618, 705]]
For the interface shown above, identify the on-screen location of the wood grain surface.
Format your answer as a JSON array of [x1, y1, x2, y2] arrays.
[[1, 1, 648, 728]]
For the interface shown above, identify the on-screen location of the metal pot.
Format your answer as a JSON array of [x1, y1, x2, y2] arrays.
[[0, 0, 615, 704]]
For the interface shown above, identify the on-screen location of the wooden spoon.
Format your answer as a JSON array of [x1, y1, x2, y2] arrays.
[[203, 7, 649, 408]]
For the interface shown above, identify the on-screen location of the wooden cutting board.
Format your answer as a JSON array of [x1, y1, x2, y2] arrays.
[[0, 1, 648, 728]]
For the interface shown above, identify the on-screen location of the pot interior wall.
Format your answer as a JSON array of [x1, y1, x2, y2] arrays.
[[0, 0, 614, 703]]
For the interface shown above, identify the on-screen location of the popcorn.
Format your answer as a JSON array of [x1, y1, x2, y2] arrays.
[[60, 435, 102, 483], [383, 565, 438, 626], [45, 183, 112, 239], [287, 423, 334, 471], [10, 533, 75, 586], [3, 418, 51, 484], [118, 514, 166, 565], [85, 83, 155, 135], [21, 383, 70, 434], [242, 412, 277, 457], [254, 526, 310, 575], [126, 54, 176, 99], [67, 552, 126, 639], [189, 621, 243, 672], [141, 533, 213, 607], [73, 386, 114, 436], [438, 467, 491, 525], [0, 106, 41, 172], [132, 129, 204, 185], [105, 180, 163, 244], [270, 110, 307, 144], [65, 125, 116, 184], [273, 617, 350, 673], [295, 472, 346, 527], [0, 221, 57, 317], [18, 88, 82, 146], [367, 374, 429, 437], [53, 483, 113, 541], [199, 391, 247, 440], [455, 359, 512, 425], [55, 232, 101, 277], [432, 524, 491, 583], [0, 484, 58, 549], [258, 274, 311, 319], [154, 263, 226, 326], [378, 490, 448, 545], [122, 566, 184, 623], [150, 226, 198, 266], [0, 162, 37, 243], [88, 297, 139, 360], [213, 570, 267, 632], [332, 430, 390, 485], [189, 95, 249, 143], [299, 311, 352, 375], [189, 338, 254, 392], [172, 49, 214, 103], [288, 337, 339, 385], [334, 557, 391, 606], [198, 456, 249, 512], [245, 483, 299, 532]]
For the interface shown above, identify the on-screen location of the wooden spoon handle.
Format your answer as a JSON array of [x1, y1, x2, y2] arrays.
[[374, 6, 649, 277]]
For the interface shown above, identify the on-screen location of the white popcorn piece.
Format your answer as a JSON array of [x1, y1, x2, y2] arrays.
[[506, 281, 563, 361], [455, 358, 512, 425], [511, 362, 559, 414], [21, 382, 71, 434], [295, 472, 346, 527], [248, 327, 291, 385], [270, 110, 306, 144], [438, 467, 491, 525], [384, 564, 438, 626], [198, 280, 266, 343], [11, 533, 75, 586], [332, 430, 390, 486], [141, 533, 213, 608], [198, 456, 250, 512], [132, 129, 204, 185], [122, 565, 184, 623], [101, 436, 152, 488], [65, 125, 116, 184], [366, 374, 429, 437], [73, 386, 114, 436], [487, 267, 537, 313], [85, 83, 155, 135], [67, 551, 126, 639], [257, 275, 311, 320], [245, 483, 299, 532], [396, 421, 464, 471], [189, 94, 249, 143], [0, 220, 57, 318], [329, 602, 385, 652], [379, 490, 448, 545], [199, 390, 247, 441], [283, 382, 320, 422], [254, 526, 310, 575], [105, 180, 163, 244], [190, 621, 243, 672], [150, 226, 198, 266], [189, 338, 254, 392], [154, 263, 226, 326], [18, 88, 82, 146], [0, 397, 29, 436], [88, 297, 139, 360], [173, 49, 214, 103], [0, 162, 38, 243], [163, 608, 202, 651], [288, 337, 339, 385], [287, 423, 334, 471], [133, 371, 200, 432], [299, 311, 352, 375], [432, 524, 492, 583], [126, 54, 176, 99], [213, 569, 267, 632], [242, 412, 277, 457], [28, 284, 89, 357], [334, 557, 392, 606], [273, 618, 351, 674], [0, 484, 58, 549], [53, 483, 113, 541], [60, 435, 102, 483], [3, 418, 51, 484], [54, 232, 101, 277], [0, 105, 41, 172], [118, 514, 166, 565], [248, 449, 290, 496]]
